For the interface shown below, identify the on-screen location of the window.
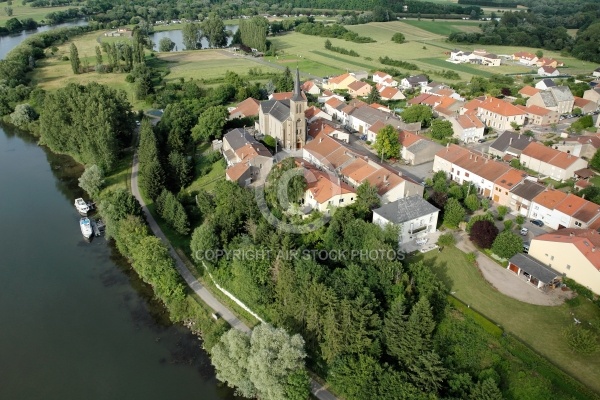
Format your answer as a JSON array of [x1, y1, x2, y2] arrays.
[[534, 205, 539, 210], [533, 213, 537, 217], [550, 255, 554, 261], [575, 221, 582, 227], [465, 172, 470, 177], [339, 198, 344, 203], [567, 264, 571, 270]]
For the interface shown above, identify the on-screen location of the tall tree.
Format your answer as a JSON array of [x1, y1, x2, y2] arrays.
[[158, 37, 175, 52], [430, 119, 454, 140], [210, 329, 257, 398], [239, 16, 269, 52], [443, 198, 466, 228], [78, 164, 105, 198], [182, 22, 201, 50], [201, 13, 227, 48], [366, 85, 381, 104], [95, 45, 103, 66], [491, 230, 522, 259], [373, 125, 400, 160], [69, 43, 80, 74], [191, 105, 228, 141], [275, 67, 294, 93], [401, 104, 433, 127]]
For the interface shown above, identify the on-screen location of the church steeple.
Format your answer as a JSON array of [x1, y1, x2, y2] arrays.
[[291, 67, 303, 101]]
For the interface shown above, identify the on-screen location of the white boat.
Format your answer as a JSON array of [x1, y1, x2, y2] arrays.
[[80, 217, 93, 240], [74, 198, 90, 215]]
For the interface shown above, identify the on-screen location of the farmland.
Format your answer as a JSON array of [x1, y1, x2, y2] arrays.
[[0, 4, 74, 27]]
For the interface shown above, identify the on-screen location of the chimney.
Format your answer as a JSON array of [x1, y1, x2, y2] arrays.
[[319, 137, 323, 143], [582, 194, 585, 200], [475, 156, 478, 162], [570, 231, 574, 237], [384, 174, 389, 183], [593, 247, 597, 253], [470, 154, 473, 159], [509, 138, 513, 146]]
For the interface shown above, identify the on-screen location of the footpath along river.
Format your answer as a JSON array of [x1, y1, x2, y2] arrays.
[[0, 22, 234, 400]]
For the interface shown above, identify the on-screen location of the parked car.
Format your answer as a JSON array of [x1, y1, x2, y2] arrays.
[[523, 243, 530, 253], [359, 135, 367, 141], [520, 227, 529, 236], [531, 219, 544, 227], [477, 138, 486, 143]]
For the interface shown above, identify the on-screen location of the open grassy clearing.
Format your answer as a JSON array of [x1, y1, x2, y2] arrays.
[[400, 19, 482, 36], [0, 4, 74, 26], [264, 53, 343, 77], [153, 50, 281, 83], [409, 246, 600, 394]]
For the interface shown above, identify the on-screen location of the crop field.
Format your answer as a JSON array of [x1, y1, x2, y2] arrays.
[[400, 19, 482, 36], [0, 4, 74, 26]]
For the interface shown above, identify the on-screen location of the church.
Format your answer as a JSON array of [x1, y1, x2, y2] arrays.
[[258, 68, 307, 150]]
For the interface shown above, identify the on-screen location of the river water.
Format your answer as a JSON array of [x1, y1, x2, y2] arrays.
[[0, 23, 234, 400], [149, 26, 238, 52]]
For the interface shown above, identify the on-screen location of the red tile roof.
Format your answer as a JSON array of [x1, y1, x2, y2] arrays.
[[229, 97, 260, 118], [522, 142, 560, 163], [325, 97, 344, 108], [523, 104, 552, 116], [479, 96, 526, 117], [494, 168, 527, 190], [379, 86, 402, 100], [518, 86, 540, 97], [328, 73, 352, 85], [348, 80, 370, 92], [398, 130, 422, 147], [226, 163, 250, 181], [574, 96, 593, 108], [532, 189, 568, 210], [534, 228, 600, 270], [456, 113, 484, 129], [408, 93, 434, 105], [554, 193, 587, 216], [305, 167, 355, 204], [541, 66, 557, 74]]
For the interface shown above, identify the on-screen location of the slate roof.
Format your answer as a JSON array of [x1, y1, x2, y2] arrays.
[[350, 106, 401, 126], [509, 253, 562, 283], [260, 100, 291, 122], [407, 138, 442, 155], [373, 195, 439, 224], [490, 131, 535, 153], [539, 78, 556, 88], [509, 180, 546, 200], [405, 74, 428, 85], [224, 128, 258, 151], [549, 86, 574, 102], [539, 91, 558, 108]]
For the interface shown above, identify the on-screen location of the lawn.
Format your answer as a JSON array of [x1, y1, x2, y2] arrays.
[[264, 53, 343, 78], [186, 144, 226, 194], [409, 246, 600, 394], [400, 19, 481, 36], [0, 4, 74, 26], [152, 50, 281, 83]]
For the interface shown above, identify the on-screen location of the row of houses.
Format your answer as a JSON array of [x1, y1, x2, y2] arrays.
[[512, 52, 564, 68], [449, 49, 501, 67], [433, 144, 598, 229]]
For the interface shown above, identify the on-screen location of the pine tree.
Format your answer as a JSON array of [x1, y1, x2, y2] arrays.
[[95, 45, 103, 66], [70, 43, 80, 74]]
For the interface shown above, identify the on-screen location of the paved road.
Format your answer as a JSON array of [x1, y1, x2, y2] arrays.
[[454, 232, 566, 306], [130, 151, 337, 400]]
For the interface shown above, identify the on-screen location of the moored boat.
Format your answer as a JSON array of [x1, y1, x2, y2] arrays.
[[74, 198, 90, 215], [80, 217, 93, 240]]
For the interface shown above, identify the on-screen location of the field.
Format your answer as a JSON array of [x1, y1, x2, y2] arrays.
[[30, 31, 280, 109], [264, 20, 597, 82], [0, 4, 74, 26], [410, 246, 600, 395]]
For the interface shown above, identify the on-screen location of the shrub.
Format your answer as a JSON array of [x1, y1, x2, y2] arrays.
[[469, 220, 498, 249], [503, 219, 513, 231], [491, 230, 522, 259], [464, 194, 480, 212], [438, 232, 456, 247], [497, 205, 508, 220], [562, 326, 599, 355], [443, 198, 466, 228], [515, 215, 525, 225], [465, 252, 477, 265]]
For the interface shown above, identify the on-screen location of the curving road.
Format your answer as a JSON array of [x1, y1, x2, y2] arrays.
[[130, 151, 337, 400]]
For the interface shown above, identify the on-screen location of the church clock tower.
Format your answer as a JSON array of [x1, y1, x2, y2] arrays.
[[289, 68, 307, 150]]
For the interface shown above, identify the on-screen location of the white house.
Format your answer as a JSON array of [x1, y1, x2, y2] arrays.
[[400, 74, 428, 89], [538, 66, 560, 77], [372, 195, 440, 244], [449, 113, 485, 143], [303, 166, 356, 213]]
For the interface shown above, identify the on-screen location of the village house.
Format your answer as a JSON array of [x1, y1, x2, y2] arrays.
[[527, 190, 600, 230], [492, 168, 528, 206], [477, 97, 527, 131], [526, 86, 574, 115], [301, 80, 321, 95], [399, 129, 444, 165], [488, 130, 536, 159], [228, 97, 260, 120], [317, 90, 345, 104], [258, 68, 307, 150], [536, 57, 563, 68], [480, 53, 501, 67], [507, 253, 562, 291], [538, 66, 560, 77], [508, 179, 547, 216], [528, 229, 600, 295], [322, 73, 358, 91], [583, 87, 600, 106], [303, 133, 423, 203], [400, 74, 428, 90], [223, 128, 273, 187], [553, 133, 600, 159], [518, 85, 540, 98], [535, 78, 556, 91], [347, 80, 372, 98], [520, 104, 559, 126], [307, 118, 349, 143], [519, 141, 588, 181], [513, 51, 538, 66], [372, 71, 398, 87], [372, 196, 440, 244], [433, 144, 511, 198], [377, 85, 405, 101], [301, 162, 356, 212], [304, 106, 331, 123], [573, 97, 597, 114], [370, 103, 392, 113], [449, 113, 485, 143]]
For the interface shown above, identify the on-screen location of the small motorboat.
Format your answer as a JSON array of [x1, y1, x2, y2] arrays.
[[80, 217, 93, 240], [74, 198, 90, 215]]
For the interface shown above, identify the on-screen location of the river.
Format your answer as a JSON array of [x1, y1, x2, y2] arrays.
[[0, 22, 234, 400], [149, 26, 238, 52]]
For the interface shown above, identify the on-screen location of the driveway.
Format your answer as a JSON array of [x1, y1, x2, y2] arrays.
[[454, 232, 568, 306]]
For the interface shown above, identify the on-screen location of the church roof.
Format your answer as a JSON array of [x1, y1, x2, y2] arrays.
[[291, 68, 304, 102], [260, 100, 291, 122]]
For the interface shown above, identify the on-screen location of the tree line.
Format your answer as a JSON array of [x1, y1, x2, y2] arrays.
[[295, 22, 375, 43]]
